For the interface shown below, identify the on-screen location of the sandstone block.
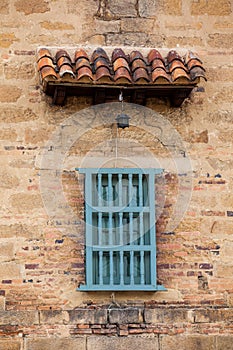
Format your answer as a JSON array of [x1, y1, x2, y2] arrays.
[[25, 127, 52, 144], [4, 62, 35, 80], [0, 129, 17, 141], [0, 0, 9, 14], [26, 337, 85, 350], [0, 33, 18, 48], [121, 18, 156, 33], [108, 0, 137, 17], [0, 262, 21, 279], [109, 308, 143, 324], [69, 309, 107, 324], [40, 21, 74, 30], [0, 311, 39, 326], [0, 85, 22, 102], [0, 241, 15, 262], [10, 194, 43, 213], [15, 0, 50, 15], [139, 0, 182, 17], [208, 34, 233, 48], [0, 107, 38, 123], [216, 336, 233, 350], [106, 33, 163, 46], [0, 340, 21, 350], [40, 310, 69, 324], [165, 36, 203, 47], [0, 297, 5, 311], [191, 0, 231, 15], [144, 308, 188, 323], [0, 170, 19, 189], [87, 335, 159, 350], [161, 335, 215, 350]]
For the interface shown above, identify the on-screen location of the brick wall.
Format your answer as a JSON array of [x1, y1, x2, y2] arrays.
[[0, 0, 233, 348]]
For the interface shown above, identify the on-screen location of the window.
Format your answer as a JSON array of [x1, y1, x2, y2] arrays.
[[77, 168, 165, 291]]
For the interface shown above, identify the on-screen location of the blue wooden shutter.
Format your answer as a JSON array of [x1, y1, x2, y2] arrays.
[[77, 168, 166, 291]]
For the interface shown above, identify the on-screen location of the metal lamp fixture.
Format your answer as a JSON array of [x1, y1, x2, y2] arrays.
[[116, 91, 130, 129], [116, 113, 130, 129]]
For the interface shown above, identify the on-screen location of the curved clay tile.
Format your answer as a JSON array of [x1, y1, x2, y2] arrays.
[[131, 58, 147, 72], [95, 66, 112, 81], [190, 67, 207, 81], [184, 51, 202, 64], [171, 68, 190, 83], [169, 59, 188, 73], [55, 50, 72, 63], [133, 67, 150, 82], [91, 47, 109, 63], [151, 68, 171, 83], [167, 50, 182, 64], [114, 67, 132, 83], [75, 57, 92, 71], [93, 57, 111, 72], [76, 66, 93, 81], [187, 59, 205, 71], [59, 64, 75, 78], [57, 56, 73, 69], [113, 57, 130, 72], [74, 48, 89, 61], [37, 56, 54, 71], [151, 59, 166, 71], [37, 48, 53, 61], [112, 48, 128, 63], [147, 49, 164, 64], [129, 50, 144, 63], [40, 66, 58, 80]]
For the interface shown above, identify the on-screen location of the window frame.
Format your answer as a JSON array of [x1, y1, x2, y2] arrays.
[[76, 167, 166, 292]]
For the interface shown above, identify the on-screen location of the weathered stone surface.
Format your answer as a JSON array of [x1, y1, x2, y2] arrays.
[[144, 308, 188, 323], [191, 0, 231, 15], [208, 33, 233, 48], [0, 311, 39, 326], [4, 62, 35, 80], [0, 170, 19, 188], [0, 107, 39, 123], [0, 241, 15, 262], [15, 0, 50, 15], [139, 0, 182, 17], [109, 308, 143, 324], [107, 0, 137, 17], [69, 309, 108, 324], [0, 33, 18, 48], [161, 335, 215, 350], [106, 33, 163, 46], [0, 85, 22, 102], [26, 337, 85, 350], [40, 310, 69, 324], [40, 21, 74, 30], [87, 336, 159, 350], [216, 336, 233, 350], [0, 128, 17, 141], [0, 262, 21, 280], [165, 36, 203, 47], [0, 0, 9, 14], [0, 297, 5, 311], [10, 193, 43, 213], [0, 340, 21, 350], [121, 18, 156, 33]]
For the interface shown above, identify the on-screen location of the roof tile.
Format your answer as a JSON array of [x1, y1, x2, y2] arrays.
[[37, 47, 206, 89]]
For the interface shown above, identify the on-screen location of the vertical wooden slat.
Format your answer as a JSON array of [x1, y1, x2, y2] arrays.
[[139, 173, 143, 206], [118, 173, 122, 206], [119, 212, 123, 246], [130, 250, 134, 285], [129, 212, 133, 245], [99, 251, 103, 285], [139, 212, 143, 246], [140, 251, 145, 285], [110, 251, 113, 285], [120, 250, 124, 285], [98, 173, 102, 207], [128, 173, 132, 206], [98, 212, 102, 246], [108, 173, 113, 203]]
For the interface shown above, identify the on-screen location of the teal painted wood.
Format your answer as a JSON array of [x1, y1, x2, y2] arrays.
[[77, 168, 165, 292]]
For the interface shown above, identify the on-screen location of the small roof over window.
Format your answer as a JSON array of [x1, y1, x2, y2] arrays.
[[37, 46, 206, 107]]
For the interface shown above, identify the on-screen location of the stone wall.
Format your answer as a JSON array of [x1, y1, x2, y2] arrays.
[[0, 0, 233, 348]]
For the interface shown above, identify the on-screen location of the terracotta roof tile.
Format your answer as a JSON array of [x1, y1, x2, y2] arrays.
[[37, 47, 207, 102]]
